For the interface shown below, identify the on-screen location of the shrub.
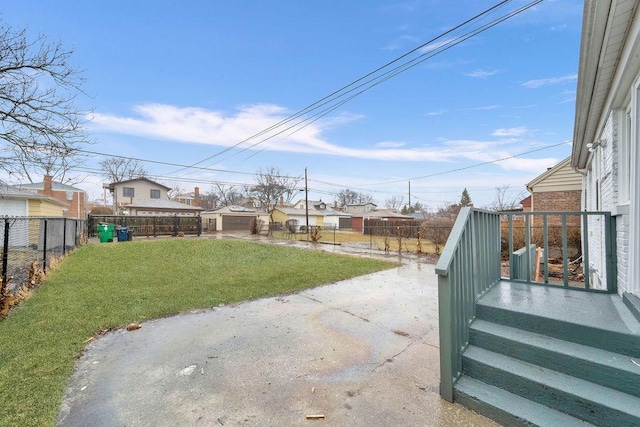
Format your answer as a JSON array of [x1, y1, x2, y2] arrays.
[[90, 206, 114, 215], [423, 219, 454, 255]]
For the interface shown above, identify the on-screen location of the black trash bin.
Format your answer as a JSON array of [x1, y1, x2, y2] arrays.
[[116, 226, 129, 242]]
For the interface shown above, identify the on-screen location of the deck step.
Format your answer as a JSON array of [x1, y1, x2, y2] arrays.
[[475, 301, 640, 357], [454, 376, 595, 427], [469, 319, 640, 397], [462, 345, 640, 426]]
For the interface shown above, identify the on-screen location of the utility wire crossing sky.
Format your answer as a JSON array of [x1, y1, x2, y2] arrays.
[[1, 0, 583, 208]]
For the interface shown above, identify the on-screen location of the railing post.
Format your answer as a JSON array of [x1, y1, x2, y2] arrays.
[[562, 214, 568, 286], [583, 213, 590, 289], [438, 272, 454, 402], [605, 214, 617, 292]]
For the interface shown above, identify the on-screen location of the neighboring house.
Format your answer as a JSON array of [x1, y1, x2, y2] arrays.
[[271, 199, 351, 231], [107, 177, 201, 216], [0, 184, 67, 217], [18, 175, 87, 219], [291, 199, 352, 229], [109, 177, 171, 211], [525, 157, 582, 225], [201, 206, 269, 232], [520, 195, 532, 213], [124, 199, 203, 217], [341, 202, 377, 213], [572, 0, 640, 301], [171, 187, 201, 207], [434, 2, 640, 425], [0, 184, 75, 249]]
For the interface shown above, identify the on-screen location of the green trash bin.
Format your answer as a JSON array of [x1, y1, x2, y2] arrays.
[[98, 223, 115, 243]]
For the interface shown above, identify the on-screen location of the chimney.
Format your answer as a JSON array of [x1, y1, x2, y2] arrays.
[[194, 187, 200, 207], [43, 175, 53, 196], [280, 195, 284, 207]]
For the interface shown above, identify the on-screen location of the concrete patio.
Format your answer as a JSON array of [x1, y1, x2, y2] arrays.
[[58, 255, 497, 426]]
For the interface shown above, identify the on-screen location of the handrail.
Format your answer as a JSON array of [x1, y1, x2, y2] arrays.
[[436, 208, 617, 402], [435, 207, 501, 402]]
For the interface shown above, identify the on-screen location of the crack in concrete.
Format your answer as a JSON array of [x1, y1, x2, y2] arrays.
[[372, 339, 417, 371], [301, 294, 371, 323]]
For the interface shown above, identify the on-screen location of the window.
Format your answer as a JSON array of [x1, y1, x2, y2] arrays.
[[123, 187, 134, 197], [150, 189, 161, 199]]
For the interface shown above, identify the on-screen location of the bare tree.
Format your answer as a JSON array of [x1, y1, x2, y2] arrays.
[[213, 183, 245, 207], [198, 189, 219, 210], [248, 167, 301, 212], [385, 195, 404, 211], [100, 158, 148, 183], [335, 189, 375, 207], [167, 184, 186, 200], [0, 22, 89, 182], [491, 185, 525, 211]]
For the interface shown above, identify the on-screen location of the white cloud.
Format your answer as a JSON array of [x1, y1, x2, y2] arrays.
[[382, 34, 419, 51], [522, 73, 577, 88], [464, 68, 500, 78], [424, 105, 499, 117], [375, 141, 407, 148], [89, 104, 551, 172], [424, 110, 446, 116], [492, 127, 529, 137], [419, 38, 456, 54]]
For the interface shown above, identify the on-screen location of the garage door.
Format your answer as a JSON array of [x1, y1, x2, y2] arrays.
[[339, 217, 352, 229], [0, 199, 27, 216], [222, 215, 255, 231]]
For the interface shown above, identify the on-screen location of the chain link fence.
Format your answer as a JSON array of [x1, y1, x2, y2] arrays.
[[1, 217, 86, 315]]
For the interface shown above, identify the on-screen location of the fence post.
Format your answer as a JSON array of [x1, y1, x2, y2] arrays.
[[173, 216, 179, 236], [63, 218, 68, 256], [43, 219, 48, 272], [2, 218, 9, 287], [197, 216, 202, 236]]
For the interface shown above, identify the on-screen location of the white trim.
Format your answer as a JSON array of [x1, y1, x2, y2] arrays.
[[629, 75, 640, 295]]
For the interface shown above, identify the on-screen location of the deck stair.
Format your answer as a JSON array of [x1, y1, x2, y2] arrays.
[[454, 281, 640, 427]]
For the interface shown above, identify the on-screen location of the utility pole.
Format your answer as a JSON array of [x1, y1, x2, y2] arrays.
[[408, 181, 411, 210], [305, 167, 309, 241]]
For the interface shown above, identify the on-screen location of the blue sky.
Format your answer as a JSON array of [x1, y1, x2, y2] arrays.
[[2, 0, 583, 209]]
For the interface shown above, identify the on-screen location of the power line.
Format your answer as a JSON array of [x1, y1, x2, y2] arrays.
[[316, 141, 570, 187], [169, 0, 542, 172]]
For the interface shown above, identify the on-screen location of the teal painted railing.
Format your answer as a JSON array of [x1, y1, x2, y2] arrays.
[[435, 208, 501, 402], [435, 208, 617, 402], [502, 211, 617, 292]]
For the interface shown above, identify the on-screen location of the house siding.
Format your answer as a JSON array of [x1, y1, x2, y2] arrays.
[[28, 199, 65, 217], [584, 103, 633, 294], [270, 210, 289, 226], [112, 180, 169, 209]]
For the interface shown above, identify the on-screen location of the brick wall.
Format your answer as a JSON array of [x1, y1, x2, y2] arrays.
[[531, 190, 582, 225]]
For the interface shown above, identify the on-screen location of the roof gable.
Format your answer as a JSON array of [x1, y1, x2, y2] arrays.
[[526, 157, 582, 192], [109, 177, 171, 191]]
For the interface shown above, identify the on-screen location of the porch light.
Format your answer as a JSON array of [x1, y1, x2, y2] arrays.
[[587, 139, 606, 152]]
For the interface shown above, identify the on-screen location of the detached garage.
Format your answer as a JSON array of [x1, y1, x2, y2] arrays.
[[222, 215, 254, 231], [201, 206, 270, 232]]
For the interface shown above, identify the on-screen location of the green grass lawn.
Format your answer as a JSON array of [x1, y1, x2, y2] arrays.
[[0, 238, 397, 426]]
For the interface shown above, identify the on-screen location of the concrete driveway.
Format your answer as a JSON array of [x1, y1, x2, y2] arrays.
[[58, 256, 496, 426]]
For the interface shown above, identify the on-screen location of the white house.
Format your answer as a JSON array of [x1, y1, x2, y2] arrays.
[[571, 0, 639, 304]]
